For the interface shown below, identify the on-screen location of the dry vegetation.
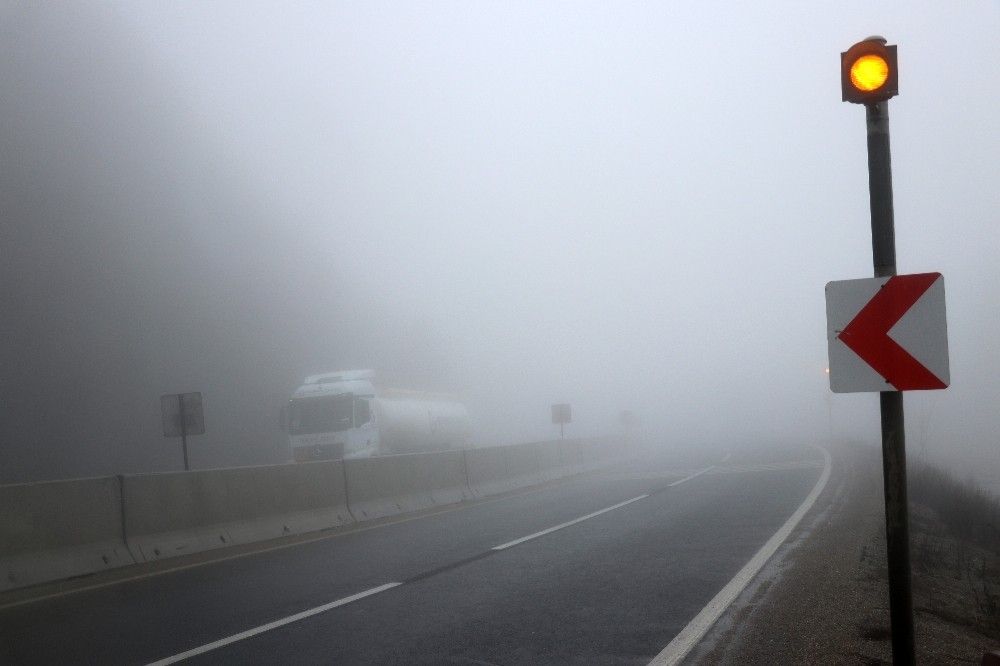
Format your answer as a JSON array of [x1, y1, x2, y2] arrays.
[[908, 459, 1000, 646]]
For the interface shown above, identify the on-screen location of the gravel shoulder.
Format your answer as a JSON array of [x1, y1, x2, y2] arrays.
[[688, 440, 1000, 665]]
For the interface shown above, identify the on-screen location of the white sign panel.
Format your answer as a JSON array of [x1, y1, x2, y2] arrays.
[[826, 273, 949, 393]]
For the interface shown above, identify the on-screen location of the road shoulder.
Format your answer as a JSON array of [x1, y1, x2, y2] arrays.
[[690, 440, 1000, 665], [688, 441, 892, 664]]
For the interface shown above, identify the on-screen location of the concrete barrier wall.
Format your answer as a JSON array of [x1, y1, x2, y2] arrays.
[[122, 461, 352, 563], [581, 436, 618, 470], [466, 438, 614, 498], [345, 450, 471, 522], [535, 440, 565, 482], [464, 446, 511, 498], [416, 450, 473, 507], [0, 476, 133, 592], [1, 437, 630, 590], [559, 439, 586, 476], [504, 442, 547, 490]]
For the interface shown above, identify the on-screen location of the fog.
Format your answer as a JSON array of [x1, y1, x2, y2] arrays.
[[1, 2, 998, 487]]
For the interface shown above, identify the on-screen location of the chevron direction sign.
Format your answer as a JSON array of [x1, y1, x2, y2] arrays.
[[826, 272, 949, 392]]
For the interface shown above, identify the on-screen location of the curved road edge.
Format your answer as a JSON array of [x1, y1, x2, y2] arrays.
[[648, 443, 832, 666]]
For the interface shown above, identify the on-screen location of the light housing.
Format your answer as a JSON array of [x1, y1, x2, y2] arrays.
[[841, 38, 898, 104]]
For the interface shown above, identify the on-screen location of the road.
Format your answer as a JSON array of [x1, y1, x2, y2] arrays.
[[0, 442, 827, 665]]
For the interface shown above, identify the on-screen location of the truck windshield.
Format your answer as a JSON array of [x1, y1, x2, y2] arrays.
[[289, 396, 354, 435]]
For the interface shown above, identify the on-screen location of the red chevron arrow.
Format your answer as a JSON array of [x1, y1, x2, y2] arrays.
[[837, 273, 947, 390]]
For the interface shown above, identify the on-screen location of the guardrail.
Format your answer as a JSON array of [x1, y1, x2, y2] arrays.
[[0, 436, 626, 592]]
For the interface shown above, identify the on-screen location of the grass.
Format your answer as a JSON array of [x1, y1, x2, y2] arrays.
[[907, 457, 1000, 639], [909, 460, 1000, 550]]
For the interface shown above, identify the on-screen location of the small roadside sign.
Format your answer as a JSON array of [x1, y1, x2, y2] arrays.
[[161, 392, 205, 471], [161, 392, 205, 437], [551, 403, 571, 440]]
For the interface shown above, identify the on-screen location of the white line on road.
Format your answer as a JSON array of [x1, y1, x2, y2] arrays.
[[647, 445, 832, 666], [146, 459, 725, 664], [492, 460, 719, 551], [491, 495, 649, 550], [666, 466, 716, 487], [145, 582, 402, 666]]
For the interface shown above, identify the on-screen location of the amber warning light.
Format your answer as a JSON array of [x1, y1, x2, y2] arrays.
[[851, 55, 889, 91], [841, 38, 898, 104]]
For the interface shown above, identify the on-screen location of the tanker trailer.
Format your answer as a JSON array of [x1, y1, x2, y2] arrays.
[[281, 369, 472, 462]]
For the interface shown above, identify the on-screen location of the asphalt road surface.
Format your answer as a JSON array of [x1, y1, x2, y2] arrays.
[[0, 442, 826, 665]]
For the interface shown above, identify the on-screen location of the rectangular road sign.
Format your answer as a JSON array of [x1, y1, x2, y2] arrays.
[[551, 403, 571, 424], [826, 273, 949, 392], [160, 392, 206, 437]]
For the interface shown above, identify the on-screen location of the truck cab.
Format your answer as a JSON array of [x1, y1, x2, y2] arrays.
[[282, 370, 380, 462]]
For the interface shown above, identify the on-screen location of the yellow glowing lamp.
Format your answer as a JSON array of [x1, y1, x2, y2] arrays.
[[841, 38, 898, 104], [850, 55, 889, 91]]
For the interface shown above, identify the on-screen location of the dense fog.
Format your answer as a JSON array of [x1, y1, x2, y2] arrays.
[[2, 2, 998, 487]]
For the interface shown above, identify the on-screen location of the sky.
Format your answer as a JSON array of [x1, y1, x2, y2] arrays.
[[1, 2, 999, 486]]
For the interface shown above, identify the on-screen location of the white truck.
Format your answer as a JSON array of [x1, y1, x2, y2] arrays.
[[281, 369, 473, 462]]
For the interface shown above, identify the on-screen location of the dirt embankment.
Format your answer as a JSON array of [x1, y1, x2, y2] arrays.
[[690, 441, 1000, 665]]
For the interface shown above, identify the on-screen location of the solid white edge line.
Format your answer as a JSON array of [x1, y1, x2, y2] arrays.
[[492, 495, 649, 551], [647, 445, 832, 666], [145, 582, 402, 666]]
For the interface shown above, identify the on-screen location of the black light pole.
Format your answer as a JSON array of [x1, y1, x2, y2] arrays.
[[868, 95, 915, 666], [842, 37, 915, 665]]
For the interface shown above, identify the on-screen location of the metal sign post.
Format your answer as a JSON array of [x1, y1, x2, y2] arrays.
[[620, 410, 635, 441], [179, 395, 188, 471], [865, 93, 917, 666]]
